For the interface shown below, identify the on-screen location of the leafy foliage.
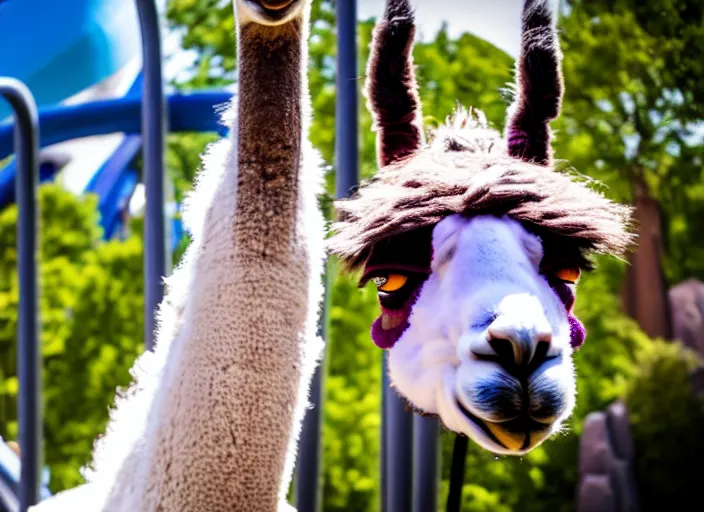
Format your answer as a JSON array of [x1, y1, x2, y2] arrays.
[[321, 264, 382, 511], [556, 0, 704, 283], [0, 186, 144, 492], [625, 339, 704, 510]]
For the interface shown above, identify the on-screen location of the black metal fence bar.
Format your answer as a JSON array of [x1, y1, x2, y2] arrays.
[[381, 368, 388, 510], [294, 281, 327, 512], [446, 435, 468, 512], [135, 0, 169, 352], [333, 1, 359, 202], [384, 354, 414, 512], [295, 1, 359, 510], [0, 77, 41, 512], [412, 414, 439, 512]]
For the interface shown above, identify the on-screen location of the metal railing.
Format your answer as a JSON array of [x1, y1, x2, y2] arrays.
[[136, 0, 169, 352], [294, 2, 440, 511], [0, 1, 170, 508], [294, 0, 360, 510], [0, 77, 41, 512]]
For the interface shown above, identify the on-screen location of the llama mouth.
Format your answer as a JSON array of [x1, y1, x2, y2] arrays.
[[244, 0, 298, 21], [456, 399, 549, 452], [455, 399, 509, 450]]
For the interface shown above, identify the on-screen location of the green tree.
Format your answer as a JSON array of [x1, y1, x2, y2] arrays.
[[554, 0, 704, 339], [0, 185, 144, 492], [625, 339, 704, 510]]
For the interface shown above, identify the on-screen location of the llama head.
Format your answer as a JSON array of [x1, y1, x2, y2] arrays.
[[235, 0, 309, 27], [329, 0, 635, 455]]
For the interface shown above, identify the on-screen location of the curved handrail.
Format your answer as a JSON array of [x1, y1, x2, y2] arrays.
[[0, 77, 41, 512], [136, 0, 167, 352], [0, 91, 233, 161]]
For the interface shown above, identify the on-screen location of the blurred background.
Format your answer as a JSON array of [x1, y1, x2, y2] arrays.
[[1, 0, 703, 510]]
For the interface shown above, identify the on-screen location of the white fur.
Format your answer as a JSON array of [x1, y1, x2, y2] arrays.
[[28, 111, 237, 512], [30, 0, 324, 509], [32, 109, 322, 512], [388, 214, 577, 455]]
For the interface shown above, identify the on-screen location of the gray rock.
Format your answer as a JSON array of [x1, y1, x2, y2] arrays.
[[580, 412, 616, 475], [606, 400, 635, 460], [578, 403, 642, 511], [610, 459, 641, 512], [577, 474, 616, 512], [669, 279, 704, 357]]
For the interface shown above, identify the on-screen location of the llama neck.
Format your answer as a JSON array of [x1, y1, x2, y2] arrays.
[[127, 18, 322, 511], [236, 22, 304, 241]]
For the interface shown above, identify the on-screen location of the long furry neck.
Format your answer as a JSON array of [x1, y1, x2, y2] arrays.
[[83, 12, 324, 512], [235, 21, 305, 250]]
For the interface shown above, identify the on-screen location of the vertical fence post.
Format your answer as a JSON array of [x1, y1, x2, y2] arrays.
[[0, 78, 41, 512], [412, 415, 439, 512], [295, 1, 359, 510], [380, 369, 387, 510], [334, 0, 359, 203], [383, 353, 414, 512], [136, 0, 169, 352], [446, 434, 469, 512], [294, 281, 327, 512]]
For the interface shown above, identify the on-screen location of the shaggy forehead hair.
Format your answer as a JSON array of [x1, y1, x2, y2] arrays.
[[329, 110, 634, 269], [328, 0, 634, 270]]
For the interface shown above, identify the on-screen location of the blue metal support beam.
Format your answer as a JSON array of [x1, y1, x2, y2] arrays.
[[135, 0, 169, 351], [295, 1, 359, 510], [0, 77, 41, 512], [0, 91, 234, 161]]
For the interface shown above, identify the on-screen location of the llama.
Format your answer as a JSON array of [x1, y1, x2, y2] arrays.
[[329, 0, 635, 455], [31, 0, 324, 510]]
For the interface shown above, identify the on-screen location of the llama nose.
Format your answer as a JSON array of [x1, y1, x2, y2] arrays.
[[484, 320, 552, 374]]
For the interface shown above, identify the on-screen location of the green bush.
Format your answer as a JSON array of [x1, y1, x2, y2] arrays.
[[321, 263, 383, 511], [0, 185, 144, 492], [626, 339, 704, 510]]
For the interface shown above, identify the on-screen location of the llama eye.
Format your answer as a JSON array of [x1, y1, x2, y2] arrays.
[[374, 274, 408, 292], [362, 270, 429, 311], [554, 267, 581, 284]]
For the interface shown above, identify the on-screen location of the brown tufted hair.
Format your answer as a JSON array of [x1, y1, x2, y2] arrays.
[[329, 0, 634, 271]]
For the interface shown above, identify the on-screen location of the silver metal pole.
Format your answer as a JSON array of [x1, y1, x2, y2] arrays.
[[384, 353, 414, 512], [0, 77, 41, 512], [412, 415, 439, 512], [295, 1, 359, 509], [135, 0, 169, 351]]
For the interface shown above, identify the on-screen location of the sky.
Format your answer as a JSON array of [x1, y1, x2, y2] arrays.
[[164, 0, 529, 82], [357, 0, 524, 58]]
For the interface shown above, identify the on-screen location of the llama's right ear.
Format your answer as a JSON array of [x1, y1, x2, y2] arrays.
[[505, 0, 564, 167], [365, 0, 425, 168]]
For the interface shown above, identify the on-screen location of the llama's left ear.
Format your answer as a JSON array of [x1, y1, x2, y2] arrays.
[[505, 0, 563, 167], [365, 0, 425, 168]]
